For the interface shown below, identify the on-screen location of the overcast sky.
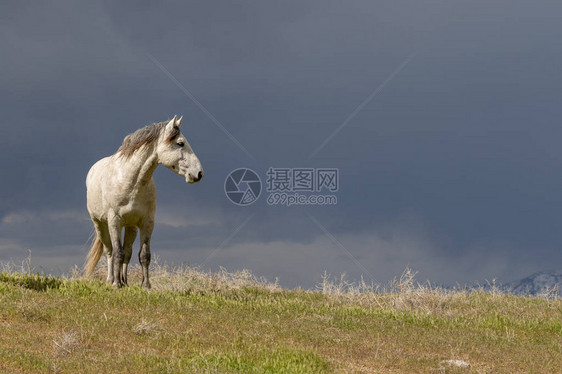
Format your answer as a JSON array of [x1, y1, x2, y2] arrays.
[[2, 1, 562, 288]]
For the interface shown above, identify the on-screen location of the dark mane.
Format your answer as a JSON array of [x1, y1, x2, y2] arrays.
[[117, 120, 180, 159]]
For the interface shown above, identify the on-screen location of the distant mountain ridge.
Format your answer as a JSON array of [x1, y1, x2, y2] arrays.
[[506, 270, 562, 296]]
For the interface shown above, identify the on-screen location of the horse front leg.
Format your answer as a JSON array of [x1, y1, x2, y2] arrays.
[[121, 226, 138, 286], [108, 213, 124, 288], [139, 219, 154, 289]]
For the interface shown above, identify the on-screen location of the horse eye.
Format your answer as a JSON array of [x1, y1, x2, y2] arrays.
[[178, 141, 184, 147]]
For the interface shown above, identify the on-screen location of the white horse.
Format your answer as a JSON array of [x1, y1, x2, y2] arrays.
[[84, 115, 203, 288]]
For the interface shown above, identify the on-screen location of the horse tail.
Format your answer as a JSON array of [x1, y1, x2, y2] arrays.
[[84, 233, 103, 276]]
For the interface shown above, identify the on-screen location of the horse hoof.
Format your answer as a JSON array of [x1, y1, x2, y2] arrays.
[[112, 282, 122, 289]]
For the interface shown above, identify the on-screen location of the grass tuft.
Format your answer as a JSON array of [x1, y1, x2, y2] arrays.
[[133, 318, 161, 336], [0, 271, 63, 292], [52, 330, 81, 356]]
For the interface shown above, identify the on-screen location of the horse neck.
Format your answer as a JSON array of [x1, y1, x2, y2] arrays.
[[117, 146, 158, 191]]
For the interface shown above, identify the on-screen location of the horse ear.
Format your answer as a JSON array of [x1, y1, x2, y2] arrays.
[[176, 115, 183, 128], [165, 115, 177, 133]]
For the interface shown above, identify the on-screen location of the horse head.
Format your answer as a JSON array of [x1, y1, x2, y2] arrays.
[[156, 115, 204, 184]]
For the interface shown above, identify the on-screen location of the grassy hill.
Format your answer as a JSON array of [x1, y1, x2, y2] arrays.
[[0, 263, 561, 373]]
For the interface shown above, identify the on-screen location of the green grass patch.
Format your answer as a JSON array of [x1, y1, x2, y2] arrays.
[[1, 268, 561, 373]]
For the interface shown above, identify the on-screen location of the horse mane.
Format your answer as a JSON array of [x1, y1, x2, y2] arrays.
[[117, 120, 180, 159]]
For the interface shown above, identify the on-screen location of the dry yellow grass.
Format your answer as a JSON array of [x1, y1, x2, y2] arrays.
[[0, 262, 561, 373]]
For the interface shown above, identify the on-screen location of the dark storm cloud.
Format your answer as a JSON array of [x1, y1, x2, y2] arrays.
[[2, 1, 562, 287]]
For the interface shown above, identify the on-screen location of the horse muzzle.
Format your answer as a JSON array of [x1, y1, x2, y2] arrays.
[[186, 170, 203, 184]]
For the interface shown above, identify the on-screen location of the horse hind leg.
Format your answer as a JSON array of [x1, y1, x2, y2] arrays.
[[121, 226, 137, 286], [139, 220, 154, 289], [93, 221, 113, 284]]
